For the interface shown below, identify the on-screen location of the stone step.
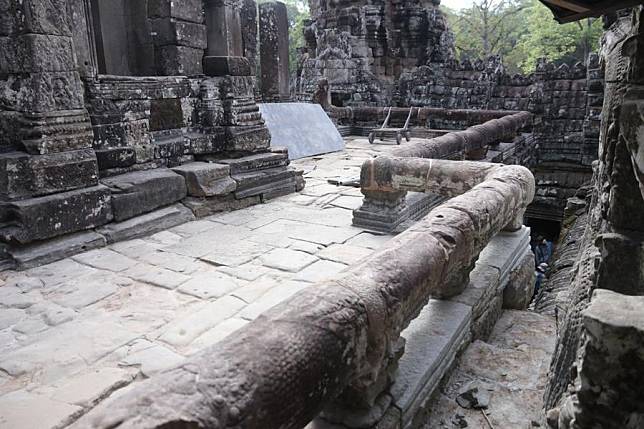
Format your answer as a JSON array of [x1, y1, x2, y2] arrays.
[[171, 162, 236, 197], [96, 203, 195, 244], [100, 169, 187, 222], [205, 152, 290, 174], [391, 299, 472, 428], [8, 231, 107, 270], [0, 185, 113, 244]]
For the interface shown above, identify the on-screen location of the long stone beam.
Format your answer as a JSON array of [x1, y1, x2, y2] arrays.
[[328, 106, 525, 124], [72, 160, 534, 429], [390, 111, 532, 159]]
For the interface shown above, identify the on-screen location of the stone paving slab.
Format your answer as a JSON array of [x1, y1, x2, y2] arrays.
[[0, 138, 413, 427]]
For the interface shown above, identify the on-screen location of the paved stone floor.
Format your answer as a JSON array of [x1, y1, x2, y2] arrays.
[[0, 138, 408, 429], [424, 310, 556, 429]]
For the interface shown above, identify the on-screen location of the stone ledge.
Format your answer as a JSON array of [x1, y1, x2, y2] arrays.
[[96, 204, 195, 244]]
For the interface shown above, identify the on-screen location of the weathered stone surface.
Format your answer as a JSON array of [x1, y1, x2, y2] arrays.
[[120, 341, 185, 377], [51, 367, 134, 407], [158, 295, 246, 348], [213, 152, 290, 174], [294, 260, 347, 283], [391, 300, 471, 425], [101, 169, 187, 221], [0, 390, 81, 429], [171, 162, 236, 197], [96, 204, 195, 244], [177, 271, 243, 299], [0, 149, 98, 200], [260, 248, 319, 272], [8, 231, 107, 270], [0, 185, 113, 244], [502, 251, 535, 310], [259, 2, 289, 101]]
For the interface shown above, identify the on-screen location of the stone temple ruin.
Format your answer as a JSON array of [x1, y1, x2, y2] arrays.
[[0, 0, 643, 429]]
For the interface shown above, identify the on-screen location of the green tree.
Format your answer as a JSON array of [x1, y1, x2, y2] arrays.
[[513, 0, 602, 73], [443, 0, 603, 74], [443, 0, 529, 72]]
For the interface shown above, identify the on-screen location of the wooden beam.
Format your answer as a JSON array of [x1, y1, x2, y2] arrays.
[[555, 0, 643, 23], [542, 0, 590, 14]]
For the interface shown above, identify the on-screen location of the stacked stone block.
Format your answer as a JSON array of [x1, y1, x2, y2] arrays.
[[149, 0, 207, 76], [0, 0, 304, 269]]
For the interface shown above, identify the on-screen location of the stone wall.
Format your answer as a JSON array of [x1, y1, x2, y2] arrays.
[[296, 0, 454, 105], [543, 7, 644, 428], [0, 0, 304, 270]]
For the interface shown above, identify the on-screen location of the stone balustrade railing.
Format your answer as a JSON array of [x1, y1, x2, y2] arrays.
[[353, 111, 533, 232], [73, 158, 534, 429]]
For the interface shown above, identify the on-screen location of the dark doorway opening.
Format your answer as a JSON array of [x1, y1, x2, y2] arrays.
[[525, 217, 562, 242]]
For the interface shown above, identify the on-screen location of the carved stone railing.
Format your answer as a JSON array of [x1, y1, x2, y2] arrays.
[[353, 111, 533, 232], [73, 159, 534, 429]]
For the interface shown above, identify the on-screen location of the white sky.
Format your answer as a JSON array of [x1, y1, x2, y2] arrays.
[[440, 0, 474, 10]]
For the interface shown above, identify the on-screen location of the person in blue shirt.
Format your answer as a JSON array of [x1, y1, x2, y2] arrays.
[[533, 262, 548, 300]]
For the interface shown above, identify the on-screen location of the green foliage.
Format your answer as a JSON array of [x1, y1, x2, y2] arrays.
[[443, 0, 602, 74], [258, 0, 310, 73], [512, 0, 602, 73]]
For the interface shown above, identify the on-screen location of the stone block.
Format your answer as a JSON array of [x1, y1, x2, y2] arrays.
[[293, 260, 347, 283], [52, 367, 134, 407], [158, 295, 246, 347], [148, 0, 205, 23], [0, 149, 98, 200], [182, 194, 262, 218], [177, 271, 242, 299], [224, 125, 271, 152], [0, 34, 75, 73], [391, 299, 472, 427], [260, 248, 318, 272], [502, 251, 536, 310], [0, 390, 81, 429], [120, 341, 185, 377], [0, 185, 113, 244], [232, 167, 296, 199], [101, 169, 187, 222], [8, 231, 107, 270], [171, 162, 236, 197], [151, 18, 207, 49], [203, 56, 252, 77], [96, 203, 195, 243], [19, 108, 92, 154], [156, 45, 204, 76], [16, 0, 72, 36], [95, 148, 136, 170], [212, 152, 289, 174]]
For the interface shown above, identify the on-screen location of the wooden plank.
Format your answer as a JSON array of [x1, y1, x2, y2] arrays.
[[542, 0, 589, 13], [551, 0, 644, 23]]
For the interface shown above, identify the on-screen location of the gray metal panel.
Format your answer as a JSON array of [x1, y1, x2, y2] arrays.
[[259, 103, 345, 160]]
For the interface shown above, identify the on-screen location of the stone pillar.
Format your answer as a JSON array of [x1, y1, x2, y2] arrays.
[[259, 1, 290, 101], [203, 0, 251, 76], [0, 0, 112, 248], [149, 0, 207, 76]]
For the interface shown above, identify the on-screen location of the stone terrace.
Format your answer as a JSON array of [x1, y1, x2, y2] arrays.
[[0, 138, 411, 429]]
